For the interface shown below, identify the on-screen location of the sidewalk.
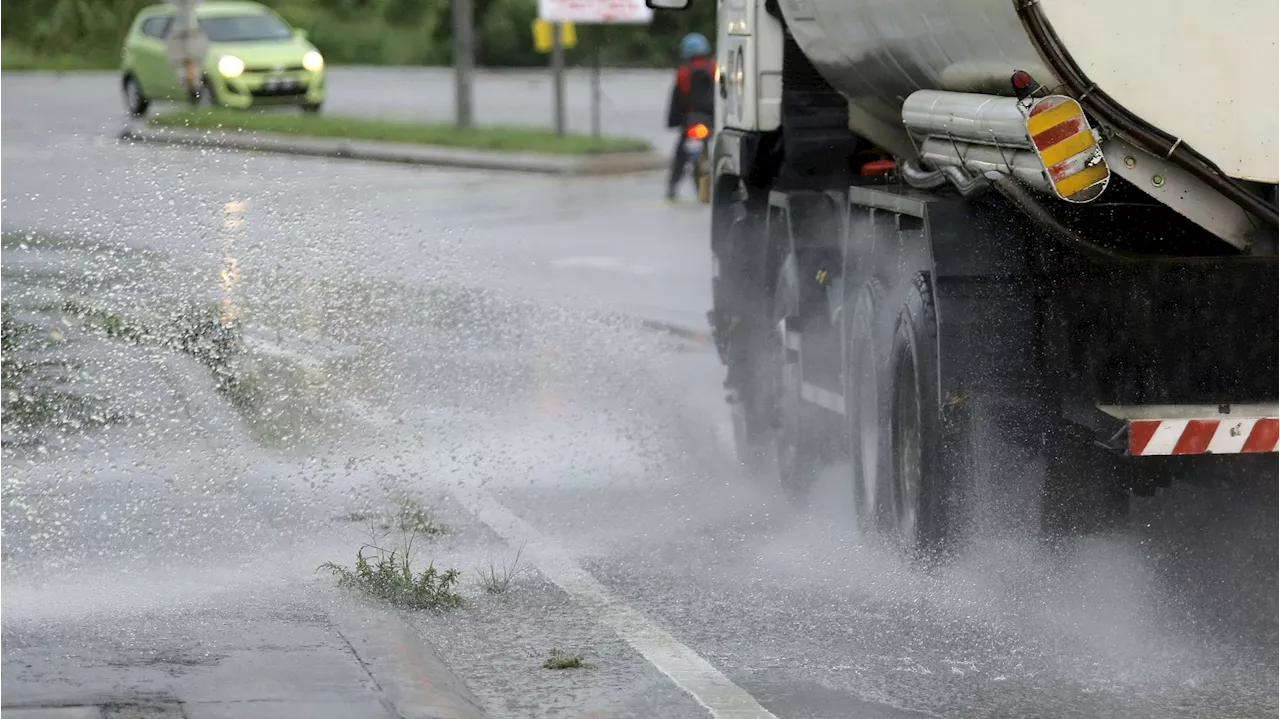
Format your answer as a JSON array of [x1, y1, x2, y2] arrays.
[[2, 601, 487, 719]]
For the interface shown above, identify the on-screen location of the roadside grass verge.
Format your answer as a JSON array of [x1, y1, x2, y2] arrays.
[[1, 41, 118, 71], [148, 108, 652, 155]]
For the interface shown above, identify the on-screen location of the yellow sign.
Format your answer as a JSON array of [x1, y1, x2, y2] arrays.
[[532, 19, 577, 53]]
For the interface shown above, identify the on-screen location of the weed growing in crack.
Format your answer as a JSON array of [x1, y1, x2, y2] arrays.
[[542, 650, 593, 670], [393, 494, 448, 536], [478, 540, 526, 595], [338, 490, 449, 535], [321, 549, 463, 611], [322, 502, 461, 611]]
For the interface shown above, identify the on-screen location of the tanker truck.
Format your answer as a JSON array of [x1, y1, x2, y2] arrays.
[[647, 0, 1279, 554]]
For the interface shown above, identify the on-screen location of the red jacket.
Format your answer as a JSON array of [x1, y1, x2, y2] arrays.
[[667, 57, 716, 128], [677, 57, 716, 96]]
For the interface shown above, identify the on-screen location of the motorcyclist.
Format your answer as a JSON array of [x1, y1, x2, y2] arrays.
[[665, 32, 716, 200]]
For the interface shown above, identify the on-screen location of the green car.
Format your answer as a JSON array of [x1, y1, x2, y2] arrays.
[[121, 0, 325, 117]]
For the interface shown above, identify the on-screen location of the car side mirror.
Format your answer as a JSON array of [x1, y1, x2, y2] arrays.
[[646, 0, 690, 8], [295, 28, 308, 41]]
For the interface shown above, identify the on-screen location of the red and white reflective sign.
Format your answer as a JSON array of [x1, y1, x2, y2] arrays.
[[1128, 417, 1279, 456], [537, 0, 653, 23]]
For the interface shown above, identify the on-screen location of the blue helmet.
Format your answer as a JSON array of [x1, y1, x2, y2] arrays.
[[680, 33, 711, 60]]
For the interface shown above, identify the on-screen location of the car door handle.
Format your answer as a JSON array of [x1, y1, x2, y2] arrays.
[[718, 71, 727, 99]]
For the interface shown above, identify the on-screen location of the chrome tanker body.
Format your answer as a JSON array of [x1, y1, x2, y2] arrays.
[[649, 0, 1279, 554]]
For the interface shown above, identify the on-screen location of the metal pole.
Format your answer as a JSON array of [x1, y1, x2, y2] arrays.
[[452, 0, 475, 129], [551, 22, 566, 137], [590, 26, 601, 140]]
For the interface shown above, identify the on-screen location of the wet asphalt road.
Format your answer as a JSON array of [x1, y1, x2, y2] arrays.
[[3, 70, 1278, 719]]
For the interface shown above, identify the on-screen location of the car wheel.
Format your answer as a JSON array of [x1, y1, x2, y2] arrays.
[[198, 79, 220, 109], [301, 103, 322, 114], [123, 75, 149, 118]]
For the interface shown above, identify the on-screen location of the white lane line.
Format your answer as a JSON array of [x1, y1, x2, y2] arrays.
[[548, 256, 656, 275], [455, 487, 778, 719]]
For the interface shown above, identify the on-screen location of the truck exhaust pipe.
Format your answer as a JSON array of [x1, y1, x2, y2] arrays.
[[902, 89, 1107, 201], [902, 90, 1032, 149]]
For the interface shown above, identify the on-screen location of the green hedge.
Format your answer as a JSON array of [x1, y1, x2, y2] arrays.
[[1, 0, 716, 69]]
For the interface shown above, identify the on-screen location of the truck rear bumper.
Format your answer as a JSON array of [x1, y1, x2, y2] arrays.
[[1098, 404, 1280, 456]]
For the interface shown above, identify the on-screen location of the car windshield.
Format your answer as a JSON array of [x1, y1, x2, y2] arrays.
[[198, 14, 292, 42]]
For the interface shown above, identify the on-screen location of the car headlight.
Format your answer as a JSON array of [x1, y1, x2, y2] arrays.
[[302, 51, 324, 73], [218, 55, 245, 78]]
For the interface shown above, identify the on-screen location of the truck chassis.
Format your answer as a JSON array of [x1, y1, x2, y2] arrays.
[[711, 122, 1278, 555]]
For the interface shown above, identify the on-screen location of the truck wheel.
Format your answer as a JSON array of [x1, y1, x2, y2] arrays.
[[846, 290, 882, 534], [731, 399, 772, 477], [882, 273, 957, 556], [714, 187, 774, 477], [772, 252, 821, 504], [1040, 425, 1130, 537]]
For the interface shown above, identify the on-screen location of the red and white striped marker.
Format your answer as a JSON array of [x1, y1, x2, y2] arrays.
[[1128, 417, 1279, 456]]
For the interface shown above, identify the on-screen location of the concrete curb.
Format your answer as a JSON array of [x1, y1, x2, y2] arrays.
[[334, 605, 489, 719], [118, 124, 667, 176]]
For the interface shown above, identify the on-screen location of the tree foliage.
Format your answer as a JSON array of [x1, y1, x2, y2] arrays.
[[2, 0, 717, 68]]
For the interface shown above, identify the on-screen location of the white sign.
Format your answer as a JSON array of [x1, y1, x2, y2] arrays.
[[537, 0, 653, 24]]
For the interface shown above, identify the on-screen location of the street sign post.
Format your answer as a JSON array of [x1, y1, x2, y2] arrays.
[[452, 0, 475, 129], [532, 19, 577, 53], [163, 0, 209, 104], [535, 0, 652, 140]]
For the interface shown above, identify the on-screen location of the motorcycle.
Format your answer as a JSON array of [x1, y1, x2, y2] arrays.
[[682, 113, 712, 204]]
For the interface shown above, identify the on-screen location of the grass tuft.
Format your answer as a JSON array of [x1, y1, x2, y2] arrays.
[[478, 540, 526, 595], [324, 492, 460, 611], [148, 108, 652, 156], [321, 548, 463, 611], [542, 649, 593, 670], [392, 494, 448, 536]]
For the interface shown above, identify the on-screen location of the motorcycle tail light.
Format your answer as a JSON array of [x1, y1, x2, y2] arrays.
[[686, 123, 709, 140]]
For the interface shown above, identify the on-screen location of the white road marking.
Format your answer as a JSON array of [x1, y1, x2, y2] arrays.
[[454, 487, 779, 719], [548, 256, 656, 275]]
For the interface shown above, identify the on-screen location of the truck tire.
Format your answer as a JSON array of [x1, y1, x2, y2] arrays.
[[773, 252, 822, 504], [1040, 424, 1130, 537], [846, 287, 882, 534], [714, 188, 775, 478], [881, 273, 959, 556]]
